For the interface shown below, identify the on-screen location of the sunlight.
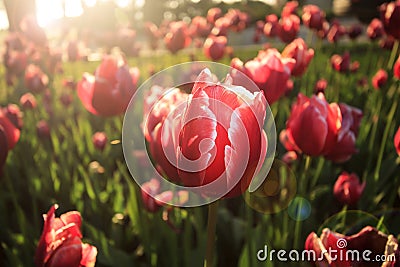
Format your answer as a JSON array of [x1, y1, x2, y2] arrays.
[[115, 0, 131, 8], [65, 0, 84, 17], [36, 0, 63, 28]]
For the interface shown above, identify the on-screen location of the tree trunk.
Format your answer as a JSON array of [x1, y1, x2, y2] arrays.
[[4, 0, 36, 31]]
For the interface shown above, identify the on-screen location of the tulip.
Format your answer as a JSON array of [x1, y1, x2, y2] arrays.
[[3, 104, 23, 130], [177, 69, 267, 198], [314, 78, 328, 94], [20, 93, 37, 109], [203, 36, 227, 61], [279, 15, 300, 43], [302, 5, 326, 31], [207, 7, 223, 24], [189, 16, 212, 38], [333, 172, 365, 206], [380, 35, 396, 50], [367, 18, 384, 40], [380, 0, 400, 39], [0, 107, 21, 150], [395, 126, 400, 156], [34, 204, 97, 267], [37, 120, 50, 140], [164, 21, 191, 54], [347, 24, 363, 40], [331, 52, 359, 73], [327, 20, 346, 43], [283, 93, 362, 162], [4, 50, 27, 76], [263, 14, 281, 38], [282, 38, 314, 76], [141, 178, 187, 212], [92, 132, 107, 151], [282, 151, 298, 166], [230, 49, 295, 104], [143, 86, 189, 183], [372, 69, 388, 90], [211, 17, 231, 36], [281, 1, 298, 17], [394, 55, 400, 79], [305, 227, 399, 266], [77, 55, 140, 116], [305, 229, 352, 267], [60, 93, 73, 107], [25, 65, 49, 93]]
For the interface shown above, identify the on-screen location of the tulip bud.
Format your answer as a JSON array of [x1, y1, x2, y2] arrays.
[[333, 172, 365, 206], [372, 69, 388, 90], [395, 126, 400, 156], [92, 132, 107, 151], [314, 78, 327, 93], [20, 93, 37, 109], [394, 55, 400, 79], [37, 120, 50, 139]]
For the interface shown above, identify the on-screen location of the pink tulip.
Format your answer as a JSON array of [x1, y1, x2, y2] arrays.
[[263, 14, 281, 38], [282, 38, 314, 76], [279, 15, 300, 43], [230, 49, 295, 104], [164, 21, 191, 54], [367, 18, 385, 40], [302, 5, 326, 31], [203, 35, 227, 61], [395, 126, 400, 156], [372, 69, 388, 90], [92, 132, 107, 151], [20, 93, 37, 109]]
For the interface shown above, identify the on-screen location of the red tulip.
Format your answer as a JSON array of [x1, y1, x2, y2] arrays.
[[372, 69, 388, 90], [394, 55, 400, 79], [281, 1, 298, 17], [77, 55, 140, 116], [279, 15, 300, 43], [20, 93, 37, 109], [211, 17, 231, 36], [263, 14, 281, 38], [0, 107, 20, 150], [380, 35, 396, 50], [333, 171, 365, 206], [395, 126, 400, 156], [207, 7, 223, 24], [164, 21, 191, 54], [34, 204, 97, 267], [230, 49, 295, 104], [327, 20, 346, 43], [141, 178, 187, 212], [314, 78, 328, 93], [282, 38, 314, 76], [177, 69, 267, 198], [282, 151, 298, 166], [302, 5, 326, 31], [306, 227, 399, 266], [92, 132, 107, 151], [347, 24, 363, 40], [25, 65, 49, 93], [203, 35, 227, 61], [189, 16, 212, 38], [143, 86, 189, 183], [331, 52, 359, 73], [3, 104, 23, 130], [380, 0, 400, 39], [367, 18, 384, 40], [305, 229, 351, 267], [37, 120, 50, 139], [324, 103, 363, 163], [283, 93, 362, 162]]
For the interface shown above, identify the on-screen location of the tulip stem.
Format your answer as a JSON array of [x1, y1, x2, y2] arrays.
[[387, 40, 399, 69], [204, 201, 219, 267]]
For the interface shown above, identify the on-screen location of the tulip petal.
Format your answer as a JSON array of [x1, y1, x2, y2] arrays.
[[45, 236, 82, 267], [80, 243, 98, 267]]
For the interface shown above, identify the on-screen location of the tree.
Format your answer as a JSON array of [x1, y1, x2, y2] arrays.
[[4, 0, 36, 31]]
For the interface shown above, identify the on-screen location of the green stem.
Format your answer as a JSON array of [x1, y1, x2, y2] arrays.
[[374, 86, 399, 181], [387, 40, 399, 69], [204, 201, 219, 267]]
